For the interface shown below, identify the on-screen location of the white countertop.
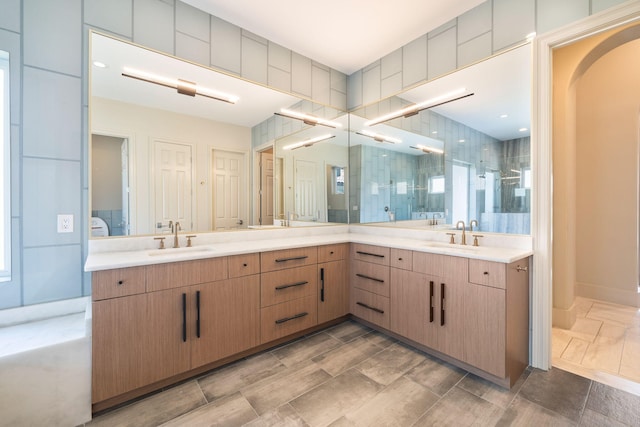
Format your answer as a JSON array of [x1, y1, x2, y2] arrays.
[[85, 225, 533, 271]]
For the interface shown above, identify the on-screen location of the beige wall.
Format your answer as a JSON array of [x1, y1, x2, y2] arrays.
[[552, 23, 640, 327], [91, 135, 123, 211], [575, 38, 640, 303]]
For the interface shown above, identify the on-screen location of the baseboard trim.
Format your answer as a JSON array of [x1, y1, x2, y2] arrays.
[[576, 282, 640, 308]]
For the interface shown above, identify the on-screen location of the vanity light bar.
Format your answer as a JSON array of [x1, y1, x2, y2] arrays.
[[276, 109, 342, 128], [356, 130, 401, 144], [410, 144, 444, 154], [122, 67, 239, 104], [282, 134, 335, 151], [365, 88, 473, 126]]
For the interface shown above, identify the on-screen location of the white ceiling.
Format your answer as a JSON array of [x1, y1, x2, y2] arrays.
[[182, 0, 485, 75]]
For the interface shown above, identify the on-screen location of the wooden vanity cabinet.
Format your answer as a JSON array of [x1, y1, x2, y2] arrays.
[[350, 244, 391, 328], [317, 244, 349, 324], [463, 258, 529, 385]]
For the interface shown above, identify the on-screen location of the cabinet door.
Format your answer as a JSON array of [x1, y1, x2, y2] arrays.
[[144, 288, 192, 384], [390, 268, 432, 346], [191, 276, 260, 368], [464, 283, 506, 377], [433, 256, 467, 361], [318, 260, 348, 323], [92, 295, 147, 403]]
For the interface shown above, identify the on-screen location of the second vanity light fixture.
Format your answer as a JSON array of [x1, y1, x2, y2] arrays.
[[355, 130, 402, 144], [276, 109, 342, 128], [122, 67, 240, 104], [411, 144, 444, 154], [365, 88, 474, 126], [283, 134, 335, 150]]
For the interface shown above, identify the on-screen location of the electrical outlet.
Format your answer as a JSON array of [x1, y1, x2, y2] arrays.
[[57, 214, 74, 233]]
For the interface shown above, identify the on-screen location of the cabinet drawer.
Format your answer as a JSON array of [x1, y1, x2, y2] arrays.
[[390, 248, 413, 270], [261, 247, 318, 273], [261, 295, 318, 343], [228, 253, 260, 278], [351, 244, 389, 266], [469, 259, 506, 289], [261, 265, 317, 307], [146, 257, 228, 292], [351, 260, 390, 297], [351, 288, 390, 329], [318, 243, 348, 263], [92, 267, 146, 301]]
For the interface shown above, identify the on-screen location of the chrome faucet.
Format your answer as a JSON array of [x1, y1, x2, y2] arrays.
[[173, 221, 181, 248], [469, 219, 478, 232], [456, 220, 466, 245]]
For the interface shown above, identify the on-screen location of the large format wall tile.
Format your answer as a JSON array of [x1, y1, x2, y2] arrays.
[[84, 0, 133, 38], [23, 245, 82, 305], [24, 0, 81, 76], [537, 0, 589, 35], [133, 0, 175, 55]]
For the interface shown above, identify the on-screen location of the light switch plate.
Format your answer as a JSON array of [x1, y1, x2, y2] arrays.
[[57, 214, 74, 233]]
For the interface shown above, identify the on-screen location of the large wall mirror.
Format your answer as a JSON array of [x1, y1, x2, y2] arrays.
[[349, 43, 531, 234], [89, 32, 346, 238]]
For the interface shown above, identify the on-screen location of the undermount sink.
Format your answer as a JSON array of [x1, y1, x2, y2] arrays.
[[423, 241, 481, 251], [147, 246, 214, 256]]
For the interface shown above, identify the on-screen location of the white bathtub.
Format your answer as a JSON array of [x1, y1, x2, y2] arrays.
[[0, 297, 92, 425]]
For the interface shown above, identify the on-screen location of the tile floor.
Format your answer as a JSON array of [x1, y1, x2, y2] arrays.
[[552, 296, 640, 397], [87, 320, 640, 426]]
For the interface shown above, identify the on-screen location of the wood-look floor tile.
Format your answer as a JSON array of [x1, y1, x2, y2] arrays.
[[457, 367, 531, 410], [242, 360, 332, 415], [87, 381, 207, 427], [289, 369, 384, 427], [360, 330, 397, 349], [197, 353, 286, 402], [568, 317, 603, 342], [324, 321, 372, 343], [355, 342, 426, 386], [585, 381, 640, 426], [413, 386, 503, 426], [311, 337, 383, 377], [340, 376, 439, 426], [242, 403, 309, 427], [158, 392, 257, 427], [518, 368, 591, 422], [404, 353, 466, 396], [271, 332, 342, 367], [620, 335, 640, 382], [496, 395, 574, 427], [579, 408, 627, 427]]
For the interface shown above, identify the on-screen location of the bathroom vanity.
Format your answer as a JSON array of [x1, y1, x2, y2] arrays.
[[86, 226, 531, 412]]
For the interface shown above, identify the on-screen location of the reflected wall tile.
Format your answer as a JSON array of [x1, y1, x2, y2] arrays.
[[84, 0, 133, 38]]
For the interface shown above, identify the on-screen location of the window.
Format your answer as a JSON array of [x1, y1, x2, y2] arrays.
[[332, 166, 344, 194], [0, 50, 11, 281], [522, 167, 531, 189], [428, 175, 445, 194]]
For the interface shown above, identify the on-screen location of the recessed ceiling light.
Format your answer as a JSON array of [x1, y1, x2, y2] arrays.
[[93, 61, 107, 68], [431, 131, 438, 134], [500, 114, 508, 118], [519, 127, 528, 132], [458, 139, 465, 143]]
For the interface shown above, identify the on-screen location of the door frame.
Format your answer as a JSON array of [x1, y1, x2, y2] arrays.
[[531, 1, 640, 370], [252, 141, 274, 226], [91, 128, 137, 235]]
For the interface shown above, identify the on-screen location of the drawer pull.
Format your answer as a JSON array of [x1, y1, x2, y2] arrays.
[[275, 312, 308, 324], [440, 283, 445, 326], [429, 281, 434, 323], [275, 255, 308, 263], [275, 281, 308, 291], [356, 301, 384, 314], [356, 273, 384, 283], [196, 290, 201, 338], [356, 251, 385, 258], [117, 280, 124, 285], [483, 271, 489, 275], [516, 265, 528, 272], [243, 263, 248, 267], [181, 293, 187, 343], [320, 268, 325, 302]]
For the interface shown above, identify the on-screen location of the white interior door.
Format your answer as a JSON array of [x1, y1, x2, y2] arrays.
[[295, 159, 318, 220], [154, 141, 193, 232], [212, 150, 245, 230], [260, 152, 274, 225]]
